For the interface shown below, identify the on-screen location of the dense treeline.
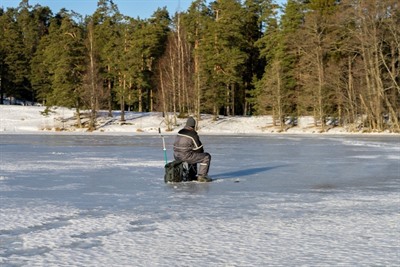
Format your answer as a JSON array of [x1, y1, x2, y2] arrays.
[[0, 0, 399, 132]]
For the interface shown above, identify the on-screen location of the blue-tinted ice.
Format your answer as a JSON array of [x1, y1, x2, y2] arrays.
[[1, 134, 399, 266]]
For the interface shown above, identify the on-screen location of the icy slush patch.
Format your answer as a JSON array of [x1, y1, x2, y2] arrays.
[[1, 157, 163, 172], [0, 176, 9, 181]]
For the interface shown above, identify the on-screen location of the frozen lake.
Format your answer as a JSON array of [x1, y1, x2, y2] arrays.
[[1, 134, 399, 266]]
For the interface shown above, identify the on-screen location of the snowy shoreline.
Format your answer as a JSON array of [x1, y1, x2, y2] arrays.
[[1, 105, 398, 136]]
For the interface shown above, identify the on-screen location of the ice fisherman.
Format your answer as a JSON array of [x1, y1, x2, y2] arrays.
[[173, 117, 212, 182]]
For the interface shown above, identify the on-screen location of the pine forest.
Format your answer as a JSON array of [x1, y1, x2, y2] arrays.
[[0, 0, 399, 132]]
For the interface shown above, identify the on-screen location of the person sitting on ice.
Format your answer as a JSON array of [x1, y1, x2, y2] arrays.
[[173, 117, 212, 182]]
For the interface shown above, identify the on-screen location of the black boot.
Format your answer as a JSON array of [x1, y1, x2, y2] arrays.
[[197, 175, 212, 182]]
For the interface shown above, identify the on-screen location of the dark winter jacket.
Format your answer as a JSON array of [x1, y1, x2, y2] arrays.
[[173, 127, 204, 160]]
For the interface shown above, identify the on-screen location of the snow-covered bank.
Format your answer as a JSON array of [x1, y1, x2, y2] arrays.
[[0, 105, 397, 135]]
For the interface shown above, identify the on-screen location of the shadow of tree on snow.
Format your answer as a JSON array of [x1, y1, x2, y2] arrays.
[[212, 165, 287, 180]]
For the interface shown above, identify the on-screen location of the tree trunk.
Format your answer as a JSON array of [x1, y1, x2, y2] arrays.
[[88, 24, 97, 131], [107, 65, 112, 117], [75, 106, 82, 128]]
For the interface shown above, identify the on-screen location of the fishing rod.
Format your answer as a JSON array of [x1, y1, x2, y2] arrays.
[[158, 120, 168, 165]]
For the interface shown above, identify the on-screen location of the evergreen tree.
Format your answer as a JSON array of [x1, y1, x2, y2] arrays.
[[201, 0, 248, 117], [0, 7, 4, 103], [252, 0, 283, 123], [241, 0, 268, 115], [254, 14, 283, 123], [0, 8, 27, 103], [42, 10, 86, 126], [92, 0, 121, 116], [15, 0, 52, 103], [279, 0, 304, 116], [30, 30, 52, 103], [29, 4, 52, 104]]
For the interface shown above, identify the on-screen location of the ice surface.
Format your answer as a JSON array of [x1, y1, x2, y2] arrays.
[[0, 134, 399, 266]]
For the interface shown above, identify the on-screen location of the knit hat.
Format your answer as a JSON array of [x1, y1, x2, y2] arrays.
[[186, 117, 196, 128]]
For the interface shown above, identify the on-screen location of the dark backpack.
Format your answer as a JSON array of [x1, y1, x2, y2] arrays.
[[164, 161, 196, 183], [164, 160, 185, 183]]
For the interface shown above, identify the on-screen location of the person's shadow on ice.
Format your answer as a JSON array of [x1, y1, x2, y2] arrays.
[[212, 165, 286, 180]]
